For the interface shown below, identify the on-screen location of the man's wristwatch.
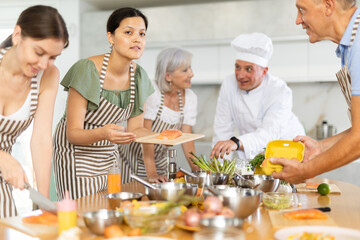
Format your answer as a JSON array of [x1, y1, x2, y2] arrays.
[[230, 136, 240, 150]]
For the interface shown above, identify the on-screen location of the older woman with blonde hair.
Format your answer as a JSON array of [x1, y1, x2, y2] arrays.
[[121, 47, 199, 183]]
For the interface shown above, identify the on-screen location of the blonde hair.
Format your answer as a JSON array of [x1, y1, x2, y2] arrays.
[[154, 47, 193, 92]]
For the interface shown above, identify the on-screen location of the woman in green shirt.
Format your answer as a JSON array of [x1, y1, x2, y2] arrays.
[[53, 7, 154, 200]]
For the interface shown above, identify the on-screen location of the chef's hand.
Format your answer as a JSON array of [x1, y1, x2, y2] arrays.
[[293, 135, 322, 162], [102, 124, 136, 144], [210, 140, 237, 159], [270, 157, 307, 184], [147, 174, 168, 183], [0, 151, 28, 190]]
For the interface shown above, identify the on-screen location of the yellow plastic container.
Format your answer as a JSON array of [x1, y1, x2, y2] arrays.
[[261, 140, 304, 175]]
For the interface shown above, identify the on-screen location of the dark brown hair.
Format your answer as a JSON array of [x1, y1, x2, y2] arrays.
[[107, 7, 148, 34], [0, 5, 69, 48]]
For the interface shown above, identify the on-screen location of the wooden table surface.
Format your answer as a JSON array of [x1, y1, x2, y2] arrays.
[[1, 178, 360, 239]]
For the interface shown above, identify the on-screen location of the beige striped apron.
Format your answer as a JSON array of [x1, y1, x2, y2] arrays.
[[0, 47, 39, 218], [120, 91, 184, 183], [53, 53, 135, 200], [335, 14, 360, 121]]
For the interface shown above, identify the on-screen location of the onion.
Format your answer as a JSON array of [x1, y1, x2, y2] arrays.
[[219, 207, 235, 218], [200, 211, 216, 219], [203, 196, 223, 214], [183, 209, 201, 227]]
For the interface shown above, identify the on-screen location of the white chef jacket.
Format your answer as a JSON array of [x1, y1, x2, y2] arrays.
[[212, 73, 305, 159]]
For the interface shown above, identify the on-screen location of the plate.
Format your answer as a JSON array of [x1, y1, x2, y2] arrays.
[[108, 237, 175, 240], [274, 226, 360, 240], [175, 219, 201, 232]]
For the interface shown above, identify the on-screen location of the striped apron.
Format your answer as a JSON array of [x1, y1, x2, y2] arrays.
[[53, 53, 135, 200], [335, 14, 360, 121], [0, 47, 39, 218], [120, 91, 184, 183]]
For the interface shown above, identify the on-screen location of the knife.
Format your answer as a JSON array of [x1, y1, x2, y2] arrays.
[[315, 207, 331, 212], [25, 183, 58, 214]]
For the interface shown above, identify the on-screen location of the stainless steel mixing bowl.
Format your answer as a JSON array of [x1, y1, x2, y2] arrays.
[[233, 174, 280, 192], [105, 192, 145, 210], [83, 209, 123, 235], [215, 187, 263, 219], [211, 172, 230, 185], [145, 182, 198, 201], [184, 171, 212, 188]]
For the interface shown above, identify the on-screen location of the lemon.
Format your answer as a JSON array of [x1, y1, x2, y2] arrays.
[[317, 183, 331, 195]]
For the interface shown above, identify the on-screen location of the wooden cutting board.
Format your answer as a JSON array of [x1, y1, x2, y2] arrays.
[[296, 183, 341, 194], [268, 210, 337, 229], [0, 215, 85, 237], [135, 133, 205, 146]]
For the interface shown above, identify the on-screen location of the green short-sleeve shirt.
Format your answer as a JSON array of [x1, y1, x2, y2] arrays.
[[60, 59, 154, 119]]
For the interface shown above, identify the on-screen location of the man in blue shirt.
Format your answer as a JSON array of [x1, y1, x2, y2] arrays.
[[271, 0, 360, 183]]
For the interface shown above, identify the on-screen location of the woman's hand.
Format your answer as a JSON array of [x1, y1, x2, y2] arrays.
[[102, 124, 136, 144], [0, 151, 28, 189], [293, 135, 322, 162], [147, 174, 168, 183]]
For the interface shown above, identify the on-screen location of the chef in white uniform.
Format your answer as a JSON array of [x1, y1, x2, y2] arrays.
[[210, 32, 305, 160]]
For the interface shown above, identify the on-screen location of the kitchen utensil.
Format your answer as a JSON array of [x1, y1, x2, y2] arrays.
[[179, 167, 198, 178], [194, 226, 245, 240], [123, 200, 181, 235], [209, 187, 262, 219], [135, 133, 205, 146], [184, 170, 212, 188], [200, 215, 244, 228], [24, 183, 57, 214], [82, 209, 123, 235], [234, 172, 260, 190], [263, 192, 298, 209], [210, 172, 229, 185], [233, 174, 280, 192], [105, 192, 145, 210], [145, 182, 198, 201], [295, 183, 341, 194], [316, 121, 337, 140], [268, 210, 336, 229], [130, 174, 157, 190]]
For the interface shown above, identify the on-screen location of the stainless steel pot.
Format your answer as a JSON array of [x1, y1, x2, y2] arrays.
[[316, 120, 337, 140]]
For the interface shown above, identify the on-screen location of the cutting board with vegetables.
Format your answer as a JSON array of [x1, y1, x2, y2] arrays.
[[268, 209, 337, 229], [296, 183, 341, 194], [135, 133, 205, 146], [0, 215, 58, 237]]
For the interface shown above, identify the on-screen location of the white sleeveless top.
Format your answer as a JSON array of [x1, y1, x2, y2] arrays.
[[1, 72, 42, 121]]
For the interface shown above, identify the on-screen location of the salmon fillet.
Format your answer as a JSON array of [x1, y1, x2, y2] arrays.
[[22, 212, 58, 225], [305, 182, 320, 189], [156, 129, 182, 140], [283, 209, 328, 220]]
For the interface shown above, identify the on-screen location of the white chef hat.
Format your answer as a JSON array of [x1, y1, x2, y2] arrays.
[[231, 32, 273, 68]]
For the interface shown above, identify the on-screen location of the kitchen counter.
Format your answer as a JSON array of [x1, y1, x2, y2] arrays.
[[1, 178, 360, 239]]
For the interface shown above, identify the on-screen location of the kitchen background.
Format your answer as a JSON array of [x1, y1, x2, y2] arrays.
[[0, 0, 358, 213]]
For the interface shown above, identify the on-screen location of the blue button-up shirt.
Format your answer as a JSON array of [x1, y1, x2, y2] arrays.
[[336, 7, 360, 96]]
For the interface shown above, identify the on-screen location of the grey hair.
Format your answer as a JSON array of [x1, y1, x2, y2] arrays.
[[154, 47, 193, 92]]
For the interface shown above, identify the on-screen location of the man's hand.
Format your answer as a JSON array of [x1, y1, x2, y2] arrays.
[[210, 140, 238, 159], [293, 135, 322, 162], [147, 174, 168, 183], [270, 157, 307, 184]]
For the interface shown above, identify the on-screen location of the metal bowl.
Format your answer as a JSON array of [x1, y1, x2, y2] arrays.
[[83, 209, 123, 235], [105, 192, 145, 210], [184, 171, 212, 188], [145, 182, 198, 201], [216, 187, 262, 219], [211, 172, 230, 185], [233, 174, 280, 192], [200, 215, 244, 228]]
